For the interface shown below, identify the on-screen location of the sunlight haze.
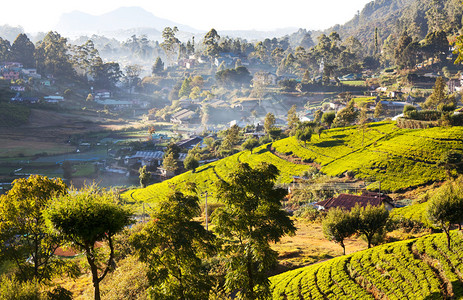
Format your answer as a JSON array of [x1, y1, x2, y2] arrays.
[[2, 0, 372, 32]]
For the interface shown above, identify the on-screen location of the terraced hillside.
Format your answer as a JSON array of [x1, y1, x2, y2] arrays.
[[391, 201, 434, 228], [123, 122, 463, 203], [271, 231, 463, 299]]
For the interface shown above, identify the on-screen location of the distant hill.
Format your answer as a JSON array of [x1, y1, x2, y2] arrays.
[[56, 6, 198, 36], [122, 122, 462, 204]]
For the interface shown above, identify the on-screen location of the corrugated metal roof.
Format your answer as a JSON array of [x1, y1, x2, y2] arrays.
[[316, 193, 393, 210]]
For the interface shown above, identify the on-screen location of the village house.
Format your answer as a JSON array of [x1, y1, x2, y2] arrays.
[[253, 72, 278, 86], [176, 136, 203, 149], [315, 192, 394, 211], [94, 89, 111, 100], [2, 70, 20, 80], [10, 86, 25, 92], [1, 62, 23, 69], [379, 100, 414, 113], [40, 79, 51, 86], [207, 99, 227, 108], [151, 133, 170, 143], [178, 58, 197, 69], [328, 100, 346, 111], [44, 95, 64, 103], [10, 95, 39, 103], [96, 99, 133, 110], [170, 109, 198, 124], [448, 78, 462, 93], [124, 151, 165, 167], [232, 99, 259, 112], [21, 68, 41, 79]]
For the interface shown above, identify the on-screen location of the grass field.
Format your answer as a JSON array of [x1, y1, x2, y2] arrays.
[[271, 230, 463, 299], [124, 122, 463, 205], [0, 102, 30, 127], [341, 80, 366, 87]]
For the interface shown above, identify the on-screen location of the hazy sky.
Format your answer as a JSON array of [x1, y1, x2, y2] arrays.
[[2, 0, 372, 32]]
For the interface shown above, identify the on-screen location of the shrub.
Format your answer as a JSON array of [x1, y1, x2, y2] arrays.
[[404, 110, 441, 121], [0, 275, 42, 299], [294, 205, 321, 222]]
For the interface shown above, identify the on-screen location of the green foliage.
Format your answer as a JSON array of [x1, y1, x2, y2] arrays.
[[351, 204, 389, 248], [403, 104, 417, 115], [404, 109, 441, 121], [213, 163, 296, 299], [427, 181, 463, 249], [11, 33, 35, 68], [333, 99, 358, 127], [423, 77, 454, 109], [35, 31, 75, 78], [131, 190, 215, 299], [264, 112, 276, 134], [46, 185, 133, 300], [322, 207, 356, 254], [295, 127, 312, 145], [374, 101, 384, 119], [268, 127, 283, 141], [0, 275, 42, 299], [184, 154, 199, 173], [162, 151, 178, 174], [0, 175, 68, 282], [321, 111, 336, 128], [437, 151, 463, 179], [203, 29, 221, 58], [215, 66, 252, 87], [313, 109, 323, 123], [160, 27, 180, 62], [151, 57, 164, 75], [178, 77, 192, 98], [287, 105, 300, 135], [241, 137, 259, 154], [139, 165, 151, 188]]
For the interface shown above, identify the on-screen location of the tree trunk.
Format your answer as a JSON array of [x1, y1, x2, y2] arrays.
[[367, 235, 372, 249], [86, 248, 101, 300], [89, 260, 101, 300], [445, 229, 451, 250], [246, 253, 254, 300], [341, 242, 345, 255]]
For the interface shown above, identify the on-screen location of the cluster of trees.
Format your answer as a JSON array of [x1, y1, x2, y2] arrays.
[[0, 176, 132, 300], [0, 162, 294, 299], [0, 31, 127, 89], [323, 204, 390, 254]]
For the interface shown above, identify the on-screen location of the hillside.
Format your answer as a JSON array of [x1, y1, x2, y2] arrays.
[[123, 122, 463, 204], [328, 0, 463, 52], [270, 230, 463, 299]]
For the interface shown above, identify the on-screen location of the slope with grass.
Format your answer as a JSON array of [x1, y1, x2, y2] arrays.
[[271, 230, 463, 299], [390, 201, 434, 228], [123, 122, 463, 204], [123, 147, 314, 205], [273, 122, 461, 191]]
